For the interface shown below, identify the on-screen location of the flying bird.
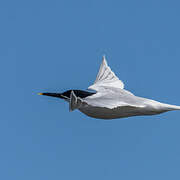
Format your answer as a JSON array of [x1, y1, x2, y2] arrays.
[[38, 56, 180, 119]]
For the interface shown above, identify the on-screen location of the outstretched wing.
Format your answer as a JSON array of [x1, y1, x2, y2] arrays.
[[84, 89, 144, 109], [69, 91, 84, 111], [88, 56, 124, 91]]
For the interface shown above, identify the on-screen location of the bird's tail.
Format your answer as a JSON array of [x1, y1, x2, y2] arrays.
[[69, 91, 83, 111], [161, 103, 180, 111]]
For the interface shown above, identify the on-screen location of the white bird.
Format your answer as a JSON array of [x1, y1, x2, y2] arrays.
[[38, 56, 180, 119]]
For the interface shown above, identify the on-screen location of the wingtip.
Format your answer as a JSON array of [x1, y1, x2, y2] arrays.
[[102, 55, 108, 65]]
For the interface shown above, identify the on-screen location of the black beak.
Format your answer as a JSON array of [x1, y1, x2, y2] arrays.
[[38, 92, 63, 98]]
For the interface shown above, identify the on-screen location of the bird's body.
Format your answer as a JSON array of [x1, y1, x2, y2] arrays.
[[79, 90, 180, 119], [39, 56, 180, 119]]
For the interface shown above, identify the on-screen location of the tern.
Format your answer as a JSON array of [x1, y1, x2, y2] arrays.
[[38, 56, 180, 119]]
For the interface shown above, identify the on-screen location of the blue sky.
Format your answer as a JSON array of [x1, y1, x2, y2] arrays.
[[1, 0, 180, 179]]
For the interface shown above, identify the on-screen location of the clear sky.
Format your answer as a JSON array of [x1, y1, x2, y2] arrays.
[[1, 0, 180, 179]]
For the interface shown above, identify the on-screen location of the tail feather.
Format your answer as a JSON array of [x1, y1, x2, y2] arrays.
[[162, 103, 180, 111]]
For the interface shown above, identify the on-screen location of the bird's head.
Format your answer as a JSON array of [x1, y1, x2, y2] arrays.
[[38, 89, 95, 100]]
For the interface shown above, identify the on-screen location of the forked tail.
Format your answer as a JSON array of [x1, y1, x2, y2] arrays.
[[162, 103, 180, 111]]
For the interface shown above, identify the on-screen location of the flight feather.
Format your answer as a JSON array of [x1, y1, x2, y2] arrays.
[[88, 56, 124, 91]]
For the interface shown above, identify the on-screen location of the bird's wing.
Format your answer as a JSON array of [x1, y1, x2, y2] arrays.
[[88, 56, 124, 91], [84, 90, 145, 109], [69, 91, 84, 111]]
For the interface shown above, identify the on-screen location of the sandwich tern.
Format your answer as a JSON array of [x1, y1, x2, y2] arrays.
[[39, 56, 180, 119]]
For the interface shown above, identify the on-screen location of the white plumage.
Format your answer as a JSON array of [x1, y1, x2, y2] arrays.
[[39, 56, 180, 119], [70, 56, 180, 119]]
